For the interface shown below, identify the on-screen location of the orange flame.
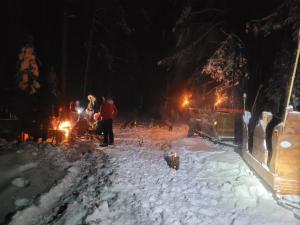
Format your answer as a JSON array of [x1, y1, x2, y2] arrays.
[[58, 121, 72, 137], [181, 93, 192, 108], [214, 91, 228, 108], [182, 98, 189, 107]]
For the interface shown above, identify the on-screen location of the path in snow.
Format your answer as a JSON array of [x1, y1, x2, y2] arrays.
[[87, 125, 299, 225]]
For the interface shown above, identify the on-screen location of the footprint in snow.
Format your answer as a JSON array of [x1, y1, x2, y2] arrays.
[[11, 177, 30, 188]]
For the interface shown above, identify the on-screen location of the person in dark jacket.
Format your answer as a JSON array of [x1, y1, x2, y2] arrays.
[[100, 96, 117, 146]]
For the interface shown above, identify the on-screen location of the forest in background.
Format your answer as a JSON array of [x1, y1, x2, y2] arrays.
[[1, 0, 299, 120]]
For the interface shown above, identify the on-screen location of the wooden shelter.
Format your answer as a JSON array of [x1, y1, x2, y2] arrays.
[[187, 107, 242, 141], [243, 109, 300, 195], [243, 28, 300, 195]]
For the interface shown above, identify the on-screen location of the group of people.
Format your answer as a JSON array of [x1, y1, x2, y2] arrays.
[[69, 95, 118, 147]]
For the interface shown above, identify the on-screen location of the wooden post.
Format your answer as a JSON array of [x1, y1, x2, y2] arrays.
[[283, 28, 300, 125], [243, 93, 247, 111]]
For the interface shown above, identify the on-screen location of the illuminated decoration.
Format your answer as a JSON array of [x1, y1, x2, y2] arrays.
[[85, 95, 96, 120], [87, 95, 96, 107], [214, 90, 228, 108], [58, 121, 72, 138]]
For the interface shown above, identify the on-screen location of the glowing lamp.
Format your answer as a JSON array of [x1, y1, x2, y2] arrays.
[[77, 107, 84, 114], [181, 93, 192, 108]]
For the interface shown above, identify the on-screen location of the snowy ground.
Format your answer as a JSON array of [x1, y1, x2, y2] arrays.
[[1, 123, 300, 225]]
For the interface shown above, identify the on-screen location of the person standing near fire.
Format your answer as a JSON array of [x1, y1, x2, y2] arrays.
[[99, 96, 117, 147]]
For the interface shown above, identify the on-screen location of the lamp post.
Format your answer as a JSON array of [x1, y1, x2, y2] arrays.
[[243, 93, 247, 112]]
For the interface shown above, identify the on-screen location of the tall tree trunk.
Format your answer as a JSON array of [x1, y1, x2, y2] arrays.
[[61, 1, 68, 103], [83, 2, 96, 98]]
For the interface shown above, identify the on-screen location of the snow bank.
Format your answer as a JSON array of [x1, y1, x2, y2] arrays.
[[4, 140, 109, 225], [9, 165, 80, 225]]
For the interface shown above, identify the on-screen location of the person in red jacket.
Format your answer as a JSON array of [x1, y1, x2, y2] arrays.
[[100, 96, 117, 146]]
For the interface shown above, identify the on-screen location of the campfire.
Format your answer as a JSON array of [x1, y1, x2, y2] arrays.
[[58, 120, 72, 138]]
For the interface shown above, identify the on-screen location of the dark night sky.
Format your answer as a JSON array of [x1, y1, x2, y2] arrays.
[[1, 0, 285, 112]]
